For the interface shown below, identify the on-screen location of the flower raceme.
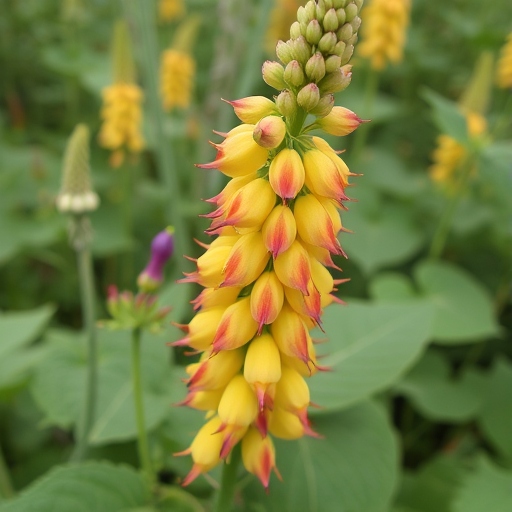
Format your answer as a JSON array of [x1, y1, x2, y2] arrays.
[[175, 0, 365, 490]]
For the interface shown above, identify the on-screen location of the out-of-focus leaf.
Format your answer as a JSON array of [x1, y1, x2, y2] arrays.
[[30, 329, 174, 444], [308, 302, 434, 412], [396, 351, 485, 422], [156, 487, 205, 512], [341, 87, 402, 122], [370, 273, 417, 302], [421, 89, 468, 144], [414, 260, 499, 344], [90, 203, 134, 256], [478, 359, 512, 459], [0, 462, 149, 512], [453, 457, 512, 512], [244, 401, 399, 512]]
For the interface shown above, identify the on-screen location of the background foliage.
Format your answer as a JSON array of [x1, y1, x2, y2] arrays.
[[0, 0, 511, 510]]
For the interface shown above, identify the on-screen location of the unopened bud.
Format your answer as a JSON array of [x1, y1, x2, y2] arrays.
[[341, 44, 354, 65], [305, 1, 316, 21], [350, 16, 362, 32], [262, 61, 287, 90], [318, 64, 352, 94], [284, 60, 305, 88], [333, 0, 348, 7], [297, 83, 320, 112], [253, 116, 287, 149], [276, 90, 298, 117], [337, 23, 353, 42], [323, 9, 339, 32], [276, 40, 293, 65], [316, 0, 326, 22], [290, 36, 312, 65], [297, 6, 309, 24], [354, 0, 364, 10], [309, 94, 335, 117], [324, 0, 334, 8], [336, 8, 346, 25], [305, 53, 326, 83], [290, 21, 302, 39], [333, 41, 346, 58], [316, 106, 364, 135], [226, 96, 277, 124], [325, 54, 342, 73], [318, 32, 337, 53], [345, 2, 358, 22], [306, 20, 322, 46]]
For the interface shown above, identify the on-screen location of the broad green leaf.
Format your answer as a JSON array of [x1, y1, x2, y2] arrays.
[[30, 329, 174, 444], [308, 302, 434, 412], [414, 260, 498, 344], [370, 273, 417, 302], [0, 305, 55, 391], [478, 359, 512, 459], [341, 188, 425, 275], [394, 455, 467, 512], [421, 89, 468, 144], [244, 401, 399, 512], [0, 462, 148, 512], [341, 87, 402, 122], [453, 457, 512, 512], [156, 487, 205, 512], [396, 351, 485, 422]]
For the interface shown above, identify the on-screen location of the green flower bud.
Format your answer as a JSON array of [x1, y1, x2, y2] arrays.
[[276, 40, 293, 64], [325, 54, 342, 73], [316, 0, 326, 22], [324, 0, 334, 9], [290, 21, 302, 40], [318, 32, 337, 53], [345, 2, 358, 22], [336, 8, 346, 25], [262, 60, 287, 90], [309, 93, 334, 117], [337, 23, 353, 42], [290, 36, 312, 65], [297, 6, 308, 25], [305, 1, 316, 21], [354, 0, 364, 10], [323, 9, 339, 32], [347, 34, 358, 46], [253, 115, 287, 149], [305, 52, 326, 83], [276, 90, 298, 117], [333, 41, 346, 58], [318, 65, 352, 94], [350, 16, 362, 32], [284, 60, 305, 88], [341, 44, 354, 65], [333, 0, 348, 8], [297, 83, 320, 111], [306, 20, 322, 46], [299, 21, 308, 37]]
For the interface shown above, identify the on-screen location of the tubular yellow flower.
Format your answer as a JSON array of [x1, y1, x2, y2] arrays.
[[160, 49, 195, 110], [496, 33, 512, 89], [358, 0, 411, 70], [176, 0, 364, 489]]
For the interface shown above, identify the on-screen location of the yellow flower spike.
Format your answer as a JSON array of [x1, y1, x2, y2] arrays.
[[207, 178, 277, 234], [312, 136, 353, 187], [191, 287, 242, 312], [244, 333, 282, 410], [197, 126, 269, 178], [205, 172, 258, 208], [316, 106, 365, 136], [284, 281, 322, 327], [274, 366, 311, 415], [212, 297, 259, 352], [273, 239, 312, 295], [271, 303, 312, 366], [250, 271, 285, 334], [309, 254, 335, 295], [280, 333, 325, 378], [221, 232, 271, 288], [158, 0, 185, 23], [178, 387, 225, 412], [186, 349, 245, 391], [496, 33, 512, 89], [253, 116, 287, 149], [225, 96, 278, 124], [268, 148, 306, 200], [241, 427, 279, 490], [301, 237, 342, 271], [262, 204, 297, 258], [171, 307, 226, 350], [268, 407, 307, 440], [160, 49, 195, 110], [303, 149, 348, 202], [177, 416, 224, 486], [294, 193, 344, 256]]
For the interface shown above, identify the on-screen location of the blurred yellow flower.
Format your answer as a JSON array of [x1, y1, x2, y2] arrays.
[[158, 0, 185, 23], [496, 33, 512, 89], [160, 49, 196, 110]]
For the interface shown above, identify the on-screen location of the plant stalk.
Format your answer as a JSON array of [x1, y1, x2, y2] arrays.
[[214, 445, 241, 512], [0, 442, 14, 499]]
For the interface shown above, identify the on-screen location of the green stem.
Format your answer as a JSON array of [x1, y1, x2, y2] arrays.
[[0, 442, 14, 499], [131, 327, 154, 483], [350, 68, 379, 164], [128, 0, 193, 271], [70, 230, 98, 462], [491, 93, 512, 139], [214, 445, 241, 512], [428, 152, 476, 259]]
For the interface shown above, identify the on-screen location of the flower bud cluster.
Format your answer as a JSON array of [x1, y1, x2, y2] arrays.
[[263, 0, 363, 120], [174, 0, 366, 490], [160, 49, 196, 110]]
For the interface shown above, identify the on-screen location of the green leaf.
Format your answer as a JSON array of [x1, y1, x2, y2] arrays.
[[453, 457, 512, 512], [341, 188, 425, 275], [157, 487, 205, 512], [308, 302, 434, 412], [421, 88, 468, 144], [370, 273, 417, 302], [396, 351, 485, 422], [414, 260, 499, 344], [0, 462, 149, 512], [478, 359, 512, 459], [30, 329, 174, 444], [0, 305, 55, 391], [244, 401, 399, 512]]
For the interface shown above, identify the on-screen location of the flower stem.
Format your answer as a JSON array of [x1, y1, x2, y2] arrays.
[[131, 327, 154, 484], [70, 220, 98, 462], [214, 445, 241, 512], [0, 442, 14, 499]]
